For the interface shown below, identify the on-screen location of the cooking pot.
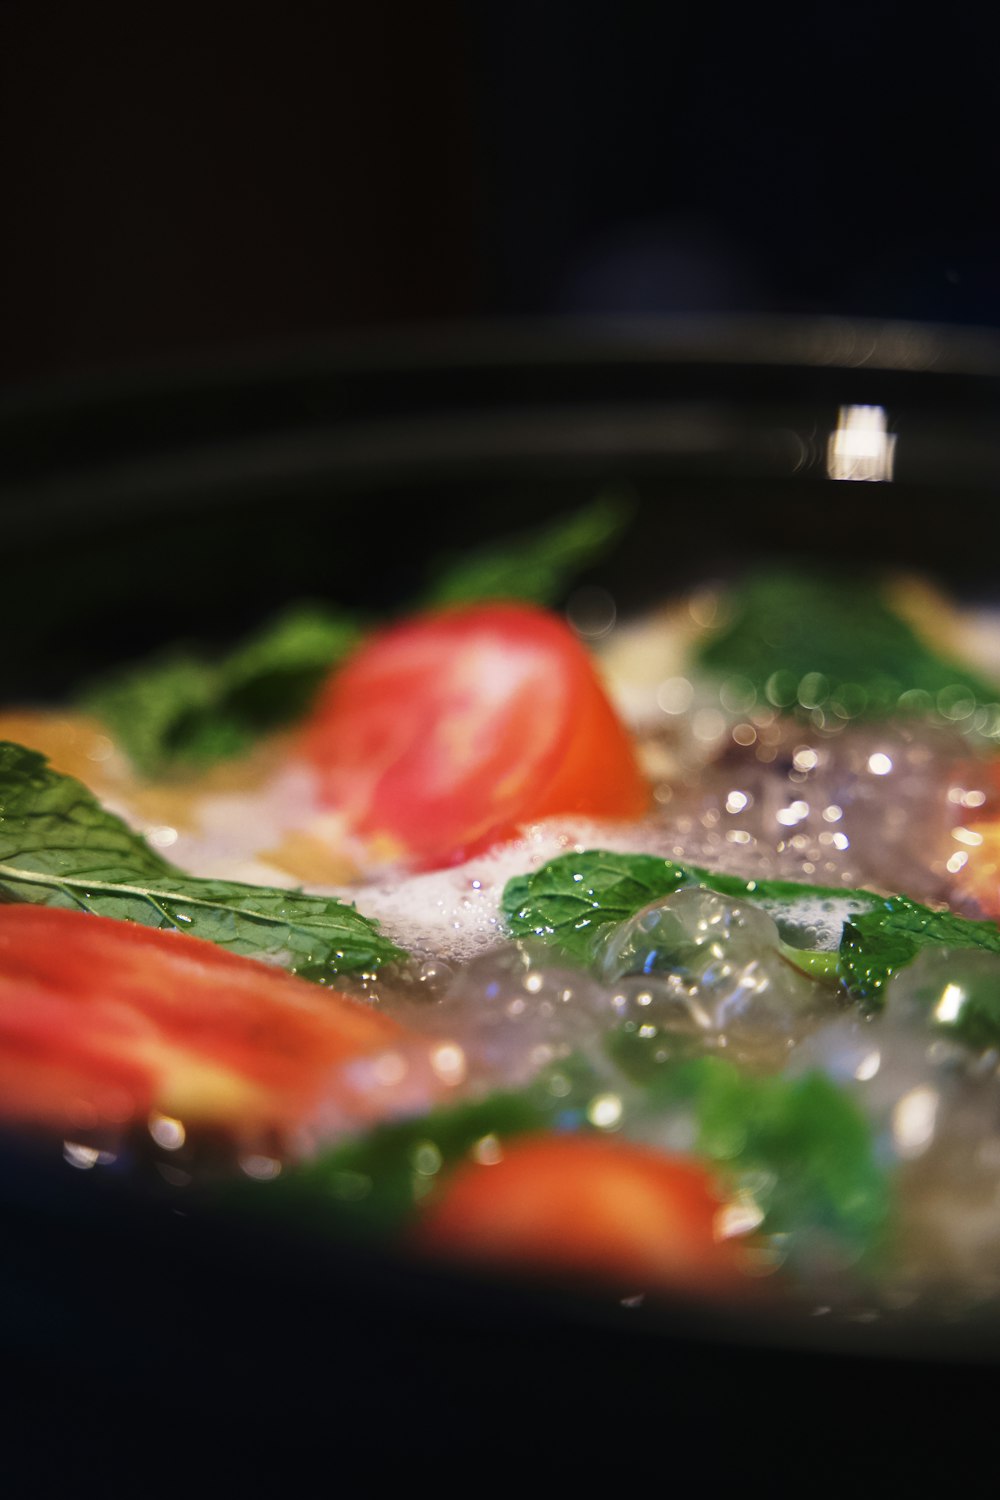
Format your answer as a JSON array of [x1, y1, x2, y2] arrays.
[[2, 317, 1000, 1489]]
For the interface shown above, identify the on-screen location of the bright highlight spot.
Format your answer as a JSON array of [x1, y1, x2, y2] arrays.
[[854, 1050, 881, 1081], [827, 405, 896, 482], [149, 1112, 186, 1151], [240, 1154, 282, 1180], [587, 1093, 624, 1130], [934, 982, 966, 1024], [892, 1086, 939, 1159], [472, 1134, 503, 1165], [431, 1042, 468, 1086]]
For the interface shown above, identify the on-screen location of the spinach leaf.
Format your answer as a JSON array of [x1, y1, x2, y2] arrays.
[[696, 569, 1000, 722], [503, 848, 877, 968], [838, 896, 1000, 1007], [421, 492, 634, 608], [82, 603, 363, 775], [0, 742, 402, 977], [618, 1053, 888, 1264]]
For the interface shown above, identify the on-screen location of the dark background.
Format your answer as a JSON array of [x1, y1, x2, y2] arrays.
[[1, 1, 998, 390]]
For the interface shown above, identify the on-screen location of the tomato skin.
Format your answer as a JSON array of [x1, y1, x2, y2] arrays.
[[300, 602, 649, 869], [951, 758, 1000, 917], [0, 905, 404, 1141], [412, 1134, 753, 1295]]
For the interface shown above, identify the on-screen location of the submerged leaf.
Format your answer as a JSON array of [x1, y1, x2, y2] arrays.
[[839, 896, 1000, 1007], [626, 1054, 889, 1264]]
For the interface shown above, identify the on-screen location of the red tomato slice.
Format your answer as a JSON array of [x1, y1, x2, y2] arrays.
[[412, 1134, 754, 1295], [0, 905, 406, 1143], [949, 757, 1000, 917], [301, 602, 649, 868]]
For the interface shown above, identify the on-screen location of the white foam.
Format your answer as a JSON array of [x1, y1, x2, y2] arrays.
[[751, 890, 876, 951], [320, 812, 869, 965], [335, 822, 605, 964], [108, 752, 883, 964]]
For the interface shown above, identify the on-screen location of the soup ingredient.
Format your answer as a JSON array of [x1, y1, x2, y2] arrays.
[[696, 569, 1000, 724], [839, 898, 1000, 1007], [503, 846, 1000, 1015], [0, 742, 401, 978], [881, 946, 1000, 1054], [503, 848, 877, 967], [422, 491, 632, 608], [302, 602, 649, 869], [0, 905, 405, 1138], [622, 1055, 889, 1272], [79, 497, 632, 780], [412, 1134, 752, 1294], [83, 603, 364, 776], [235, 1089, 557, 1238], [948, 766, 1000, 917]]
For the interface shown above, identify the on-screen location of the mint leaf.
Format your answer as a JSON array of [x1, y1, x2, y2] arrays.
[[422, 493, 634, 608], [696, 569, 1000, 721], [209, 1084, 577, 1240], [505, 847, 1000, 1026], [82, 603, 363, 775], [502, 848, 877, 968], [273, 1091, 554, 1236], [888, 948, 1000, 1052], [83, 496, 634, 778], [0, 742, 401, 977], [838, 896, 1000, 1007], [503, 851, 694, 964], [626, 1054, 888, 1264], [209, 1049, 616, 1236]]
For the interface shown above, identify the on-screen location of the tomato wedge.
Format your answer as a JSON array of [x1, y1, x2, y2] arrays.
[[949, 757, 1000, 917], [0, 905, 408, 1143], [301, 602, 649, 869], [412, 1134, 754, 1295]]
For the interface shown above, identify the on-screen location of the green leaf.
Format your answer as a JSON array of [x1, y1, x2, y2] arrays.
[[278, 1091, 553, 1235], [778, 943, 841, 982], [81, 603, 363, 775], [0, 742, 402, 977], [628, 1054, 889, 1264], [696, 569, 1000, 723], [82, 496, 634, 778], [422, 493, 634, 608], [502, 848, 878, 968], [890, 948, 1000, 1052], [206, 1048, 618, 1237], [209, 1085, 574, 1240], [506, 848, 1000, 1025], [838, 895, 1000, 1007], [503, 850, 694, 964]]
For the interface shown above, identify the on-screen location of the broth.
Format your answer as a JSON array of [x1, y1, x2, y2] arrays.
[[6, 566, 1000, 1319]]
